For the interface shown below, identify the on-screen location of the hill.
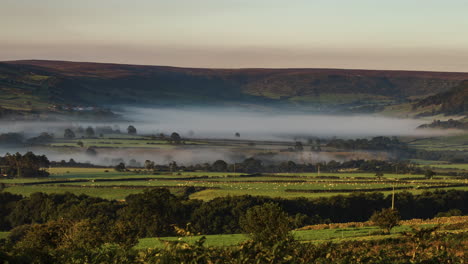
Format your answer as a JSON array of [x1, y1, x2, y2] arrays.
[[413, 81, 468, 116], [1, 60, 468, 117]]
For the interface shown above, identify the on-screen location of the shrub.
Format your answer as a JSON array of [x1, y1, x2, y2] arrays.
[[370, 208, 400, 234]]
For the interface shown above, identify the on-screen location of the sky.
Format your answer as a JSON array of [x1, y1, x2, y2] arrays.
[[1, 0, 468, 71]]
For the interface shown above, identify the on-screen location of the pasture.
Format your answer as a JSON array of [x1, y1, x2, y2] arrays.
[[136, 216, 468, 249], [1, 167, 466, 201]]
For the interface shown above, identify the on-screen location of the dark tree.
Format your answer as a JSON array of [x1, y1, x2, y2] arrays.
[[235, 132, 240, 138], [144, 160, 155, 170], [240, 202, 292, 246], [242, 158, 263, 173], [170, 132, 181, 144], [212, 160, 228, 172], [127, 125, 137, 135], [0, 152, 49, 178], [114, 162, 126, 172], [85, 147, 97, 156], [0, 133, 24, 146], [64, 129, 75, 139], [370, 208, 400, 234], [27, 132, 54, 144], [294, 141, 304, 151], [85, 126, 95, 137], [375, 171, 384, 179], [424, 169, 436, 179]]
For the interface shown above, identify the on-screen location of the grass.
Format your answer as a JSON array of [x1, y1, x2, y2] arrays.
[[136, 234, 247, 249], [427, 164, 468, 170], [3, 186, 147, 200], [135, 224, 424, 249], [288, 93, 391, 105], [49, 138, 206, 149], [0, 232, 9, 240], [408, 134, 468, 151], [3, 168, 465, 201]]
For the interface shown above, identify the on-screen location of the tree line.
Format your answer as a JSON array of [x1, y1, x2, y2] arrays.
[[0, 152, 49, 178], [0, 189, 466, 263], [137, 158, 430, 175], [0, 189, 466, 237]]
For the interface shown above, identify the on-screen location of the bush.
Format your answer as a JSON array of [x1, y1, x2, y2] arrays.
[[240, 203, 292, 246], [370, 208, 400, 234]]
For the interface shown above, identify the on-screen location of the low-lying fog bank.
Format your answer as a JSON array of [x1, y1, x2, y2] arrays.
[[0, 146, 389, 167], [0, 107, 460, 140], [0, 107, 462, 166]]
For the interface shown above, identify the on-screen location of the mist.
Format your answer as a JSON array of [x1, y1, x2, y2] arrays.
[[0, 107, 457, 139], [0, 107, 461, 166], [119, 107, 455, 139]]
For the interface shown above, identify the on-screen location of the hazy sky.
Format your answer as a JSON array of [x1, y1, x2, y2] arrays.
[[2, 0, 468, 71]]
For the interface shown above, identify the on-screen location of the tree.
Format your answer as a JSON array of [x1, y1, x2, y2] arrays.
[[170, 132, 181, 144], [114, 162, 126, 172], [235, 132, 240, 138], [64, 129, 75, 139], [127, 125, 137, 135], [0, 152, 49, 178], [27, 132, 54, 144], [85, 127, 95, 137], [294, 141, 304, 151], [212, 160, 228, 172], [240, 203, 292, 246], [424, 169, 435, 179], [77, 141, 84, 147], [85, 147, 97, 156], [144, 160, 155, 171], [370, 208, 400, 234], [375, 171, 384, 179], [169, 161, 178, 172], [242, 158, 263, 173]]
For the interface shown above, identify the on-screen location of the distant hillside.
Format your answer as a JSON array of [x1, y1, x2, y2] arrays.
[[1, 60, 468, 116], [413, 81, 468, 116]]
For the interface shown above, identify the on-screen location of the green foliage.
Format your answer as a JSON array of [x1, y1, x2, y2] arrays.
[[370, 208, 400, 234], [114, 162, 126, 172], [63, 128, 75, 139], [240, 203, 292, 246], [118, 189, 193, 237], [435, 208, 462, 218], [424, 169, 436, 179], [0, 152, 49, 178], [212, 160, 228, 172]]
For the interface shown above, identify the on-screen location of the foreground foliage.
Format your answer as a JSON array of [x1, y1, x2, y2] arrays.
[[1, 228, 466, 263]]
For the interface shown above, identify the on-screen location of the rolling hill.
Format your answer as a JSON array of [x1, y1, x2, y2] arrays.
[[1, 60, 468, 117], [413, 80, 468, 116]]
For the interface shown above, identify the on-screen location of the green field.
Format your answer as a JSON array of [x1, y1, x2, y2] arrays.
[[136, 225, 427, 249], [408, 134, 468, 151], [427, 164, 468, 170], [2, 167, 466, 201], [0, 232, 9, 240], [49, 137, 207, 149]]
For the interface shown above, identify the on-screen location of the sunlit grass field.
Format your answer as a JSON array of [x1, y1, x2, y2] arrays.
[[2, 167, 466, 201], [135, 225, 428, 249], [49, 137, 207, 149], [0, 232, 9, 240]]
